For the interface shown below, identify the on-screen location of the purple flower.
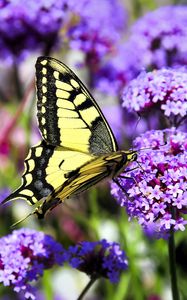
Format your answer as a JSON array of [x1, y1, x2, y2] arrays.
[[0, 0, 67, 63], [0, 228, 65, 299], [93, 43, 137, 95], [128, 5, 187, 70], [67, 0, 127, 66], [95, 5, 187, 96], [111, 129, 187, 238], [122, 68, 187, 127], [64, 240, 128, 283], [0, 188, 10, 204]]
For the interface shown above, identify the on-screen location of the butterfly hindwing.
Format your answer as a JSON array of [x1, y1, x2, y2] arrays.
[[34, 151, 132, 217], [36, 57, 118, 154], [4, 140, 95, 205], [3, 141, 53, 206]]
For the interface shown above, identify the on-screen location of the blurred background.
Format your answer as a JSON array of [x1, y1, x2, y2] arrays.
[[0, 0, 187, 299]]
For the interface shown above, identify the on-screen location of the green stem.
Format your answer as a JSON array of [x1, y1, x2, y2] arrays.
[[76, 276, 97, 300], [131, 0, 143, 18], [168, 229, 180, 300]]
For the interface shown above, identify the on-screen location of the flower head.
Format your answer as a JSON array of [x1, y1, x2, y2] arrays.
[[65, 239, 128, 283], [0, 0, 67, 63], [0, 228, 65, 299], [128, 5, 187, 70], [95, 5, 187, 96], [68, 0, 126, 66], [111, 129, 187, 238], [93, 43, 137, 95], [122, 68, 187, 127]]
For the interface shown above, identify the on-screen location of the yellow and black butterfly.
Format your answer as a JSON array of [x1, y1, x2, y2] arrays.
[[3, 57, 137, 219]]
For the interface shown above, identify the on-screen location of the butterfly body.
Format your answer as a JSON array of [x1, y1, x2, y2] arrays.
[[3, 57, 137, 218]]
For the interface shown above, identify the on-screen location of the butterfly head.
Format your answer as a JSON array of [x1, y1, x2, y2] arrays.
[[125, 150, 138, 163]]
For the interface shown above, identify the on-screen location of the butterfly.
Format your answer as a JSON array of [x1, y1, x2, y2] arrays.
[[3, 57, 137, 219]]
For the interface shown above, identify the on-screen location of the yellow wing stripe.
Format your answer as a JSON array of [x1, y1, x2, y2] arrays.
[[56, 80, 73, 91], [56, 99, 74, 109]]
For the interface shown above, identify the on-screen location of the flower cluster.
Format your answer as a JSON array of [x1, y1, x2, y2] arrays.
[[111, 129, 187, 238], [64, 239, 128, 283], [0, 0, 67, 63], [0, 0, 127, 65], [0, 228, 65, 299], [68, 0, 126, 66], [122, 68, 187, 127], [94, 5, 187, 96], [94, 43, 136, 95], [128, 5, 187, 70], [0, 228, 128, 297]]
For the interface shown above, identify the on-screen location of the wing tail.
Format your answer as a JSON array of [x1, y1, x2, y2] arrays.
[[1, 189, 28, 204], [2, 188, 45, 225], [2, 187, 34, 205]]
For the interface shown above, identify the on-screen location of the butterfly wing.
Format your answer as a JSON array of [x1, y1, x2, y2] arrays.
[[3, 56, 121, 218], [38, 151, 130, 217], [36, 56, 118, 154], [3, 140, 94, 207]]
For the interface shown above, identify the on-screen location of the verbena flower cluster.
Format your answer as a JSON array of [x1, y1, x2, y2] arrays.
[[95, 5, 187, 96], [111, 129, 187, 238], [94, 44, 135, 95], [64, 239, 128, 283], [122, 68, 187, 127], [68, 0, 126, 65], [0, 0, 126, 65], [0, 228, 65, 299], [0, 229, 128, 297], [0, 0, 67, 63], [127, 5, 187, 70]]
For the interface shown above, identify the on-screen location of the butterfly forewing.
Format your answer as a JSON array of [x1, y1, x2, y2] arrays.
[[36, 57, 118, 155]]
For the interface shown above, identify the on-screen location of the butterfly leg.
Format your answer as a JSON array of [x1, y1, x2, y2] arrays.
[[112, 164, 141, 201], [118, 165, 139, 185], [112, 178, 133, 201]]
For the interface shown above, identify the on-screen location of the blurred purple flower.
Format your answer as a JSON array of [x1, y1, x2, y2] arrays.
[[128, 5, 187, 70], [0, 0, 67, 63], [102, 105, 125, 144], [65, 239, 128, 283], [95, 5, 187, 96], [122, 68, 187, 127], [68, 0, 127, 67], [0, 228, 65, 299], [94, 43, 138, 95], [111, 129, 187, 238], [0, 188, 10, 204]]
